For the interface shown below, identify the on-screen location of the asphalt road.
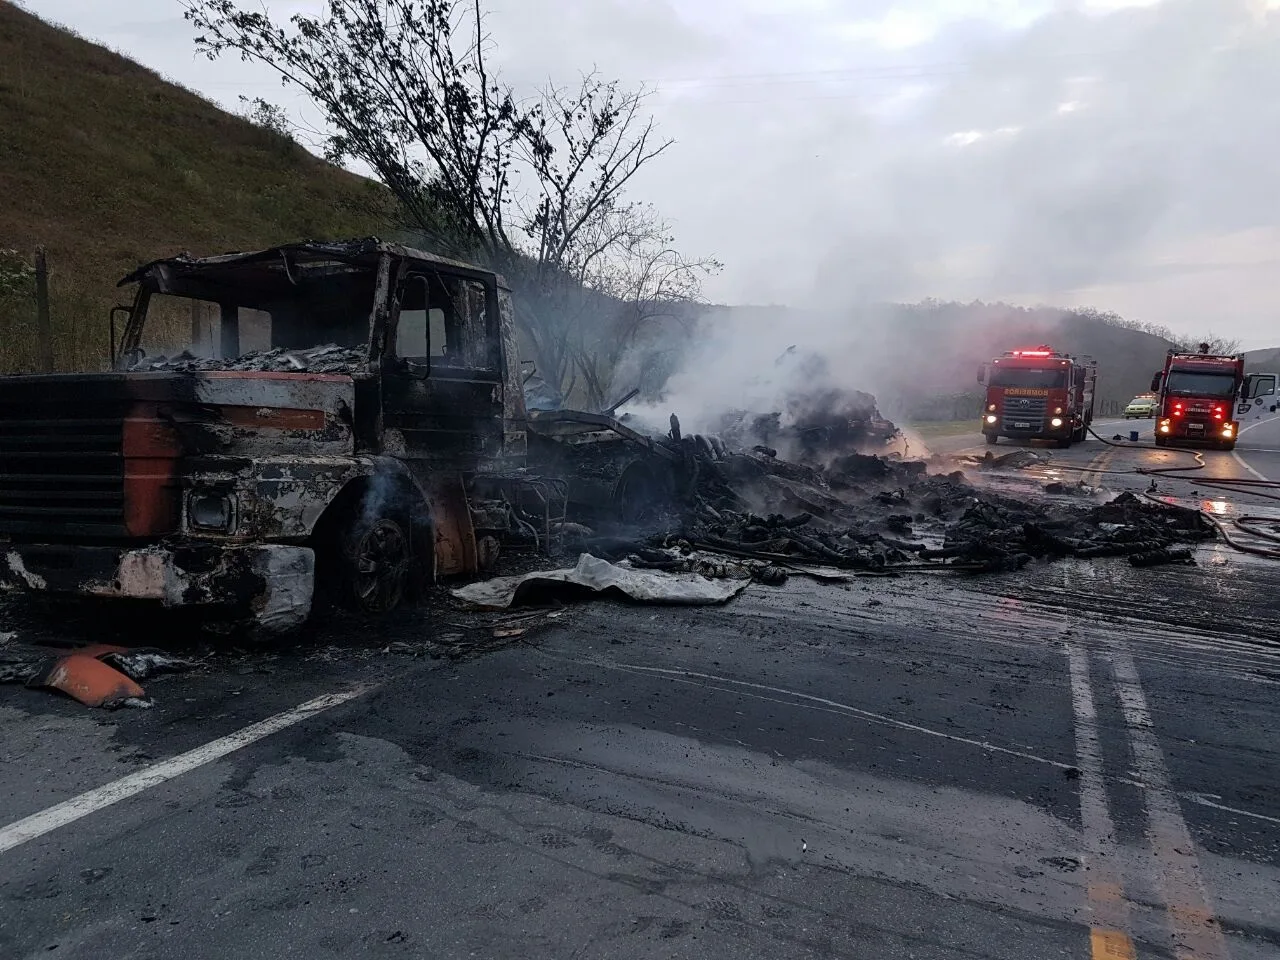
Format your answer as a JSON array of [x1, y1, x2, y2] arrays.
[[924, 412, 1280, 511], [1, 433, 1279, 959]]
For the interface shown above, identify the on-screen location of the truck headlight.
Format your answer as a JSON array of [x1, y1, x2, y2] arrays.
[[189, 492, 234, 531], [1053, 406, 1064, 415], [1159, 419, 1171, 434], [987, 404, 997, 412], [1222, 424, 1234, 436], [985, 415, 998, 424], [1050, 417, 1064, 427]]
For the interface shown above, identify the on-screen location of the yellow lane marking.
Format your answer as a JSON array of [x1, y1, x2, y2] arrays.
[[1091, 929, 1138, 960]]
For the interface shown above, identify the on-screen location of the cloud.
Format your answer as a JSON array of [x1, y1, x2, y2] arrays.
[[24, 0, 1280, 342]]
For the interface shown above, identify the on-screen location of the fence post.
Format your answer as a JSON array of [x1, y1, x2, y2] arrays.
[[34, 246, 52, 373]]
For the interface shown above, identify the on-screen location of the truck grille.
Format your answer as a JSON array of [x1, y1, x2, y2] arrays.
[[1001, 398, 1048, 432], [0, 407, 127, 539]]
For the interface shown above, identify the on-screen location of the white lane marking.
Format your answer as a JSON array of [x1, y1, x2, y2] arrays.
[[0, 687, 368, 856], [1182, 793, 1280, 827], [1231, 413, 1280, 481], [1230, 449, 1268, 482], [1108, 649, 1230, 960], [1067, 644, 1136, 946]]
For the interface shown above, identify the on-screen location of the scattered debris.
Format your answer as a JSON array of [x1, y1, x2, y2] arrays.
[[1129, 545, 1196, 567], [27, 651, 150, 709], [2, 643, 195, 709], [450, 553, 751, 611], [966, 449, 1048, 470], [934, 492, 1213, 570]]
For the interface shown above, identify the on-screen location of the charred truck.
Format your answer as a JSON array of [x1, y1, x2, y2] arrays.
[[1148, 344, 1274, 450], [977, 346, 1097, 448], [0, 239, 670, 633]]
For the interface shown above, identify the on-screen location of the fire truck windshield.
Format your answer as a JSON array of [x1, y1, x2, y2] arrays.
[[989, 367, 1067, 389], [1165, 370, 1238, 398]]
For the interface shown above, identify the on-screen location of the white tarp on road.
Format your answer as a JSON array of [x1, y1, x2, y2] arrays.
[[450, 554, 751, 611]]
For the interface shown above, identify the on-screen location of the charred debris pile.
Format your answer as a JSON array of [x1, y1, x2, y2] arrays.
[[130, 343, 366, 374], [564, 393, 1214, 576]]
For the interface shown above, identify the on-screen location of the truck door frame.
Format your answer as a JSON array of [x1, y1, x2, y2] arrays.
[[1239, 373, 1278, 420]]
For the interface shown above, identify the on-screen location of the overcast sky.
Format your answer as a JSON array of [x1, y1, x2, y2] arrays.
[[25, 0, 1280, 347]]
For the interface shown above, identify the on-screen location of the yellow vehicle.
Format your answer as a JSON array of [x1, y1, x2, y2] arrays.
[[1124, 394, 1156, 419]]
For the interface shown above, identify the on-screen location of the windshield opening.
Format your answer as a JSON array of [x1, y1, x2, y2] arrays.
[[990, 366, 1067, 389], [1165, 370, 1238, 398], [127, 258, 377, 370]]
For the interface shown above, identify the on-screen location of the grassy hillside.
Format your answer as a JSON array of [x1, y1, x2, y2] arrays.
[[0, 2, 392, 372]]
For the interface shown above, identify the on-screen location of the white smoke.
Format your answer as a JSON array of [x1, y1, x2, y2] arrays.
[[617, 301, 900, 437]]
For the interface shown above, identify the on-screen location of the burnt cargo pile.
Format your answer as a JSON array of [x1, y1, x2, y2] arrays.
[[710, 387, 899, 465], [582, 407, 1216, 574], [935, 492, 1213, 570]]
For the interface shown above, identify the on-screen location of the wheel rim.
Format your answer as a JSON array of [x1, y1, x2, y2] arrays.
[[351, 519, 410, 613]]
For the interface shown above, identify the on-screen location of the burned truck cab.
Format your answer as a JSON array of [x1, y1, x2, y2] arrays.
[[0, 239, 528, 633]]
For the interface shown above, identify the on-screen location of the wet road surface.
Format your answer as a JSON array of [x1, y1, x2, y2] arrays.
[[1, 436, 1279, 958]]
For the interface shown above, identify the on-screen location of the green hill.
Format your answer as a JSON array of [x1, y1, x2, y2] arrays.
[[0, 1, 392, 372]]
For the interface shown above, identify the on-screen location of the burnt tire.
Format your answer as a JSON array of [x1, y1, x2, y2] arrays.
[[613, 460, 677, 525], [338, 512, 412, 614]]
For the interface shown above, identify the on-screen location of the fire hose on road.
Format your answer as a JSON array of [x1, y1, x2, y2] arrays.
[[1071, 424, 1280, 559], [981, 424, 1280, 559]]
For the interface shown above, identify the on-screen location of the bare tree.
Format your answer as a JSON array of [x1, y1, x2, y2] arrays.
[[1177, 334, 1242, 355], [183, 0, 704, 396], [565, 204, 720, 410]]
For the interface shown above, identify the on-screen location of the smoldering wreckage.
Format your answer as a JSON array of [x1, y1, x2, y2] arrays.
[[0, 240, 1214, 708]]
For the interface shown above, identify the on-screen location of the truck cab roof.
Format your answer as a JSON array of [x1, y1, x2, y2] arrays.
[[118, 238, 509, 290]]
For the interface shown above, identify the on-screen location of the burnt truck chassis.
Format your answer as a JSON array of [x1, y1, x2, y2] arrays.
[[0, 240, 686, 633]]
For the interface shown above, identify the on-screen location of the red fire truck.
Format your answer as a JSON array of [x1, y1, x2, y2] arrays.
[[977, 346, 1097, 448], [1149, 346, 1254, 450]]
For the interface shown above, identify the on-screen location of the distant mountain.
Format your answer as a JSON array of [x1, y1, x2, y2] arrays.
[[879, 302, 1176, 417], [654, 300, 1180, 423]]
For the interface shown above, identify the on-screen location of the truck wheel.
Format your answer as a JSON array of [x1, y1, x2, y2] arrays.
[[1054, 437, 1072, 449], [984, 433, 998, 446], [1221, 440, 1237, 451], [614, 459, 677, 524], [339, 511, 412, 614], [1154, 435, 1168, 447]]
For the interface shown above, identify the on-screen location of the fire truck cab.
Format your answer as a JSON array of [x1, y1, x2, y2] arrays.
[[1150, 346, 1276, 450], [977, 346, 1097, 448]]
